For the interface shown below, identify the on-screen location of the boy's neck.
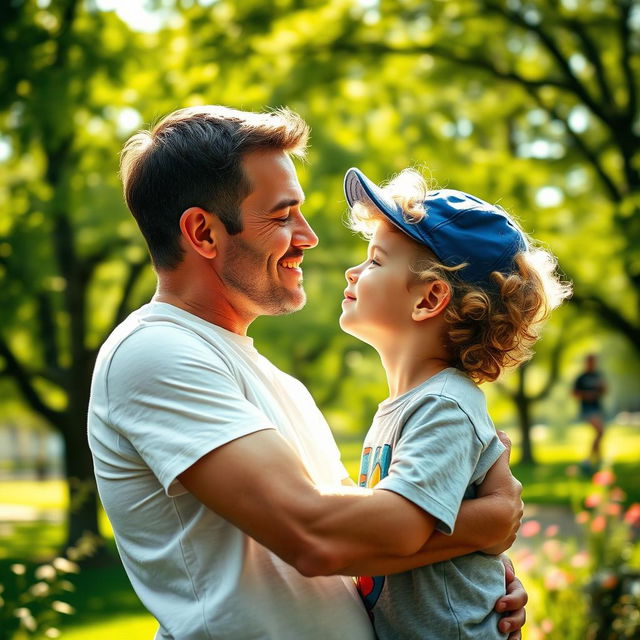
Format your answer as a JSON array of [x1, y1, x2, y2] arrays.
[[376, 335, 451, 399]]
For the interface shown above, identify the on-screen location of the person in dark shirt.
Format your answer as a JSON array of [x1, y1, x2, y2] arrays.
[[573, 354, 607, 468]]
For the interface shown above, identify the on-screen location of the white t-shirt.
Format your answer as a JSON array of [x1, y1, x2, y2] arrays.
[[88, 302, 373, 640]]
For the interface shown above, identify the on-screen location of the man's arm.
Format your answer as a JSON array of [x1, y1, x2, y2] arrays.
[[178, 428, 438, 577], [332, 432, 523, 574], [497, 556, 528, 640], [179, 426, 521, 577]]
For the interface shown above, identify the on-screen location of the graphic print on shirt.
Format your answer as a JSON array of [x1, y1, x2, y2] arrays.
[[356, 444, 392, 613]]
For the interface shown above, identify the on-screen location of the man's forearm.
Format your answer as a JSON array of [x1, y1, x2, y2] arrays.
[[333, 493, 510, 576]]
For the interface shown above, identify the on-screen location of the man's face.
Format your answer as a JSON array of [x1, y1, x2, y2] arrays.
[[216, 150, 318, 318], [340, 221, 420, 345]]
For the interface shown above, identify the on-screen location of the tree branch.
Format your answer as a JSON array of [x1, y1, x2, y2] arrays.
[[53, 0, 81, 69], [331, 41, 571, 92], [569, 290, 640, 352], [619, 0, 637, 118], [0, 334, 63, 426], [528, 89, 623, 202], [111, 258, 150, 329], [37, 291, 60, 371], [79, 239, 132, 287], [483, 0, 611, 127], [494, 378, 516, 400], [564, 17, 613, 107], [531, 327, 568, 402]]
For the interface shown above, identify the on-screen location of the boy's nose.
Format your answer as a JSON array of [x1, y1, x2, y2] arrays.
[[345, 265, 359, 283]]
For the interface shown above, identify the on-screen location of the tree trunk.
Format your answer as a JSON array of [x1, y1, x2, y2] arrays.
[[515, 396, 535, 465], [61, 423, 101, 551], [515, 366, 536, 465]]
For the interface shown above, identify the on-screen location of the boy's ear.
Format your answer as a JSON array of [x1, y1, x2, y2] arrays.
[[412, 279, 451, 322], [179, 207, 219, 259]]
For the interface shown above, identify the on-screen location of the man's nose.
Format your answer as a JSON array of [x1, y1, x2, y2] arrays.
[[292, 213, 318, 249]]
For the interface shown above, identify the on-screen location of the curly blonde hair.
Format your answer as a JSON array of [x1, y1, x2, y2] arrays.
[[348, 169, 572, 384]]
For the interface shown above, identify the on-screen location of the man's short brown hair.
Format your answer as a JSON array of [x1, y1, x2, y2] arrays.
[[120, 106, 309, 269]]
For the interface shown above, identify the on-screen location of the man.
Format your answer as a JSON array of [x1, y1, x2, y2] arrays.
[[573, 353, 607, 468], [89, 106, 527, 640]]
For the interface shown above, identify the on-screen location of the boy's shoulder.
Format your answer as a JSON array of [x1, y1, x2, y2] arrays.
[[397, 368, 495, 441], [410, 367, 485, 408]]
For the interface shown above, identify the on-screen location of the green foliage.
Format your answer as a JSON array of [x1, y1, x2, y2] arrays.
[[0, 533, 100, 640]]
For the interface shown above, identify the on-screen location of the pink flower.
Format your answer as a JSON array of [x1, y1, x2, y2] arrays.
[[591, 515, 606, 533], [520, 520, 541, 538], [575, 511, 589, 524], [571, 551, 589, 568], [624, 503, 640, 527], [606, 503, 622, 516], [585, 493, 602, 508], [544, 568, 571, 590], [541, 619, 554, 633], [512, 549, 536, 571], [542, 540, 564, 562], [544, 524, 559, 537], [592, 470, 615, 486], [516, 552, 537, 572]]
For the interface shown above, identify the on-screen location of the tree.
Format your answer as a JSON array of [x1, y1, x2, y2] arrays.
[[323, 0, 640, 351], [496, 313, 571, 464], [0, 0, 152, 549]]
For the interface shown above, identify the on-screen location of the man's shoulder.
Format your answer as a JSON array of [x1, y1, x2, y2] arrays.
[[98, 310, 204, 363], [95, 307, 235, 390]]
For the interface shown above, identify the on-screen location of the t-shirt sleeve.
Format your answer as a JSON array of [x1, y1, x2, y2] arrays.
[[375, 395, 489, 535], [106, 325, 276, 496]]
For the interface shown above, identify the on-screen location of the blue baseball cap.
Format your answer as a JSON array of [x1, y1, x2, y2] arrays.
[[344, 167, 528, 286]]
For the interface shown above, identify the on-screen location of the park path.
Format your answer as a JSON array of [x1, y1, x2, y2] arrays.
[[518, 504, 582, 540]]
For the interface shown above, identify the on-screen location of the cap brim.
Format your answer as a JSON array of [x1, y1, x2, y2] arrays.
[[344, 168, 425, 245]]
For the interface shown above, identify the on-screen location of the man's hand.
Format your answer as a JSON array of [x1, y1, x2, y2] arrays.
[[478, 431, 523, 555], [496, 556, 528, 640]]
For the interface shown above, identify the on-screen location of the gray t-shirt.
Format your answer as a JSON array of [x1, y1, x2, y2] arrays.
[[356, 368, 507, 640]]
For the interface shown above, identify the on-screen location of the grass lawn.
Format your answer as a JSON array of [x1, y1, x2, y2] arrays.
[[0, 422, 638, 638]]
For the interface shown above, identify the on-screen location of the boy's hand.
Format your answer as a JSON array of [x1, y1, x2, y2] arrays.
[[495, 556, 528, 640], [477, 430, 523, 554]]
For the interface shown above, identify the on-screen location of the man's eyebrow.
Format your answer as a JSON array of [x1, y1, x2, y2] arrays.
[[268, 198, 304, 214]]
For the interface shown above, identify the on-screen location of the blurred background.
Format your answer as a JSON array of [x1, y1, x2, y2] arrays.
[[0, 0, 639, 638]]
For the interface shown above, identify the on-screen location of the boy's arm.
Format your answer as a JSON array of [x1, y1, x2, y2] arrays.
[[332, 434, 522, 574]]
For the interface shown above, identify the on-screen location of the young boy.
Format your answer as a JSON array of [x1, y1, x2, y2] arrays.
[[340, 167, 571, 639]]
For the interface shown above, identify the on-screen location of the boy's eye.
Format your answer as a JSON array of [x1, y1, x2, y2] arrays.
[[368, 258, 381, 267]]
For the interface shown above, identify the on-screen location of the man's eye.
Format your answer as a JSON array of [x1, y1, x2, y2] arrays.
[[274, 215, 289, 223]]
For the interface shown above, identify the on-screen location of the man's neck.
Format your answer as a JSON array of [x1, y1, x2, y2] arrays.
[[154, 271, 254, 335]]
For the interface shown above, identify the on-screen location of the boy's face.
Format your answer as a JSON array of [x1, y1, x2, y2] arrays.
[[340, 220, 422, 345]]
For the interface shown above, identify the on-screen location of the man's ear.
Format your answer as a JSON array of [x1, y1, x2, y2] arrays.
[[179, 207, 219, 259], [412, 279, 451, 322]]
